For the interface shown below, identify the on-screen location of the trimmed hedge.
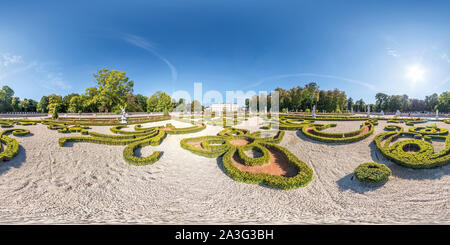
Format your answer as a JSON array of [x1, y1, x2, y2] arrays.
[[301, 120, 374, 143], [42, 115, 171, 126], [373, 126, 450, 168], [222, 143, 313, 190], [164, 123, 206, 134], [354, 162, 391, 183], [409, 126, 448, 135], [0, 128, 30, 161], [180, 127, 313, 190], [236, 144, 270, 166], [59, 121, 204, 166]]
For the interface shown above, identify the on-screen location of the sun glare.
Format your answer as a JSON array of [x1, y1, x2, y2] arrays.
[[405, 64, 426, 82]]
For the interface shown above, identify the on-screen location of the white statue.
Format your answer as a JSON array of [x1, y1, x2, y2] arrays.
[[312, 105, 316, 119], [351, 107, 354, 114], [436, 109, 439, 120], [381, 110, 384, 116], [367, 105, 371, 118], [396, 110, 400, 116], [121, 107, 127, 123]]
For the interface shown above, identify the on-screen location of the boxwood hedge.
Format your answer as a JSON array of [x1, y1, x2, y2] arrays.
[[373, 125, 450, 168], [354, 162, 391, 183], [0, 128, 30, 161], [301, 120, 374, 143], [180, 127, 313, 190], [59, 122, 204, 166]]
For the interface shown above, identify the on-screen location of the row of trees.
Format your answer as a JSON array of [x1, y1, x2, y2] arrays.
[[1, 70, 449, 114], [245, 82, 348, 113], [0, 86, 38, 113], [372, 92, 450, 113], [1, 69, 200, 115]]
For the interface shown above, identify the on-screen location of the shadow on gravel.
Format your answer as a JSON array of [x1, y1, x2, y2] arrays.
[[0, 145, 27, 176], [337, 173, 386, 194], [295, 131, 330, 145]]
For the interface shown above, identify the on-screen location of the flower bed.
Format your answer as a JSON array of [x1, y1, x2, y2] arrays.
[[180, 127, 313, 190]]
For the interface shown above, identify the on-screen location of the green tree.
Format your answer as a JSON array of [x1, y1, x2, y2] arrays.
[[146, 92, 159, 112], [156, 92, 173, 112], [37, 96, 49, 113], [93, 68, 134, 112], [174, 98, 187, 112], [436, 91, 450, 113], [62, 93, 79, 113], [375, 93, 389, 112], [68, 96, 83, 113], [135, 94, 148, 112], [11, 97, 20, 112], [47, 94, 63, 114], [191, 100, 202, 112], [0, 85, 14, 112], [425, 93, 439, 111]]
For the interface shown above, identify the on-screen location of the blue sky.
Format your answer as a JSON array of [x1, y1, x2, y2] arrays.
[[1, 0, 450, 104]]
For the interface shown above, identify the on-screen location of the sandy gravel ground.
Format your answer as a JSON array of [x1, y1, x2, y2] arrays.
[[0, 118, 448, 224]]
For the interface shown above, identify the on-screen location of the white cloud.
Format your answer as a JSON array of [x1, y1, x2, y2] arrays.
[[0, 53, 71, 92], [441, 53, 450, 63], [1, 53, 23, 67], [123, 33, 178, 81], [387, 48, 400, 57]]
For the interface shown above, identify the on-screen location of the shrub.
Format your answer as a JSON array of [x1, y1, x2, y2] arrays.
[[52, 110, 59, 119], [373, 126, 450, 168], [180, 127, 313, 190], [301, 120, 374, 143], [409, 126, 448, 135], [59, 121, 203, 166], [354, 162, 391, 183], [0, 129, 30, 161]]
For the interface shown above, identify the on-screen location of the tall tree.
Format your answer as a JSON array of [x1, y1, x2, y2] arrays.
[[37, 96, 49, 113], [436, 92, 450, 113], [93, 68, 134, 112], [0, 85, 14, 112], [47, 94, 63, 114]]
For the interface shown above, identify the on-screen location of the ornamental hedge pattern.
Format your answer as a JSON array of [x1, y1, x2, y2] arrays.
[[278, 116, 376, 143], [374, 125, 450, 168], [180, 127, 313, 190], [0, 128, 31, 161], [301, 120, 375, 143], [59, 122, 206, 166], [354, 162, 391, 183]]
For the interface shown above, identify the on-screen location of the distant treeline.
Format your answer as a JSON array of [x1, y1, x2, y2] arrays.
[[1, 70, 449, 113], [0, 69, 199, 114], [245, 82, 449, 113]]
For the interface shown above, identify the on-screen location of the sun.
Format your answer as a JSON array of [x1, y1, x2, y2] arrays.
[[405, 64, 426, 82]]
